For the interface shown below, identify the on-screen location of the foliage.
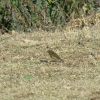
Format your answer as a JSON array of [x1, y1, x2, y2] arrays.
[[0, 0, 98, 33]]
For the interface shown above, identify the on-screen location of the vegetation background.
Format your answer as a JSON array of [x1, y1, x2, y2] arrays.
[[0, 0, 100, 33]]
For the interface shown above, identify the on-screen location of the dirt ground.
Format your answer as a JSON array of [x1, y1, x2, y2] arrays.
[[0, 24, 100, 100]]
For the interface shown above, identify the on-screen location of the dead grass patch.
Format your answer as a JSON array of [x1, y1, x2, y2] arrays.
[[0, 24, 100, 100]]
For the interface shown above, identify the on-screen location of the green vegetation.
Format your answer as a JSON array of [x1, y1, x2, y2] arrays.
[[0, 0, 99, 33], [0, 0, 99, 32]]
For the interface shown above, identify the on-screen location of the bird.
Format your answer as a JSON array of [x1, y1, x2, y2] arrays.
[[47, 50, 64, 62]]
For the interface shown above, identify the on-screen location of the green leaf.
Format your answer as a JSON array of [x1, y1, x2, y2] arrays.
[[67, 5, 70, 10], [21, 75, 32, 81], [48, 0, 52, 4], [72, 0, 76, 3]]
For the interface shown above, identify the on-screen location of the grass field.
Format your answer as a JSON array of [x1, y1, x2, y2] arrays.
[[0, 24, 100, 100]]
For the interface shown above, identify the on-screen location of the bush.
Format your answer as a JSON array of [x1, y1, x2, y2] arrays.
[[0, 0, 97, 33]]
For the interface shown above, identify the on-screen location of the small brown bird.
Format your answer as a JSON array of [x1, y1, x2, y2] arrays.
[[47, 50, 64, 62]]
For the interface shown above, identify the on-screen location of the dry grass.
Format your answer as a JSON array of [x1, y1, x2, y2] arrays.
[[0, 24, 100, 100]]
